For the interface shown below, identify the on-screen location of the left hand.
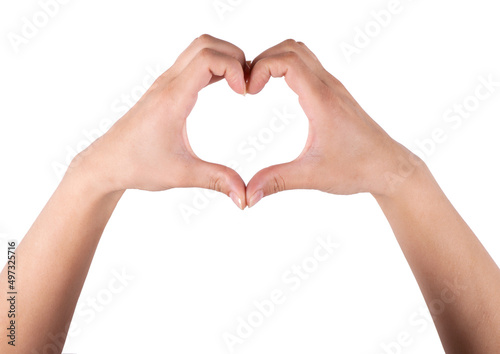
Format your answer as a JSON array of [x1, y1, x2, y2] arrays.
[[244, 39, 414, 207], [70, 34, 249, 209]]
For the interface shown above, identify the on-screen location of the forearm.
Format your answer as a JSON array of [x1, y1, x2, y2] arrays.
[[0, 35, 249, 352], [0, 162, 124, 352], [374, 162, 500, 353]]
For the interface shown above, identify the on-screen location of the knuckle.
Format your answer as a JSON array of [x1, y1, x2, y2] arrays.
[[282, 38, 298, 48], [282, 50, 300, 64], [197, 47, 217, 61], [196, 34, 214, 44], [272, 174, 286, 194], [208, 172, 225, 193]]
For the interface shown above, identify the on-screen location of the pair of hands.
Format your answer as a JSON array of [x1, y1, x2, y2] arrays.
[[73, 35, 412, 208]]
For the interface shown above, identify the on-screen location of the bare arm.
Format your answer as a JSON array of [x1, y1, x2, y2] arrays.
[[0, 34, 248, 353], [0, 168, 123, 352], [245, 39, 500, 352], [375, 163, 500, 353]]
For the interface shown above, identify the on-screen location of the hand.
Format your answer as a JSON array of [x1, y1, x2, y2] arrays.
[[244, 39, 421, 207], [71, 34, 248, 209]]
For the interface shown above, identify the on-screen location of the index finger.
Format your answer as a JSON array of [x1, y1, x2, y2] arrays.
[[247, 51, 326, 102], [172, 34, 246, 76]]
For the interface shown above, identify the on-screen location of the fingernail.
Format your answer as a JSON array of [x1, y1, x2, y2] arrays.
[[248, 190, 264, 208], [229, 192, 243, 210]]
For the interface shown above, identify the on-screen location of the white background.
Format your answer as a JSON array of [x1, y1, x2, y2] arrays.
[[1, 0, 500, 353]]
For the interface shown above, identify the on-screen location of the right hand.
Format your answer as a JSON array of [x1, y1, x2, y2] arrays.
[[245, 39, 422, 207]]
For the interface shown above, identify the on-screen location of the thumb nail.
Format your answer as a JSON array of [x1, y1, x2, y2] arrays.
[[248, 190, 264, 208], [229, 192, 243, 210]]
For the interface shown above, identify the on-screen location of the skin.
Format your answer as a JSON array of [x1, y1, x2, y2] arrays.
[[1, 35, 499, 353], [244, 39, 500, 352], [0, 34, 249, 353]]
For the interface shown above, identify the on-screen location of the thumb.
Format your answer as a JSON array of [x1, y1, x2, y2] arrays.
[[246, 160, 312, 208], [190, 160, 247, 210]]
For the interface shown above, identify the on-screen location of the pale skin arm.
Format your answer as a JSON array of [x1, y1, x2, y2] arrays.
[[245, 39, 500, 353], [0, 34, 248, 353], [2, 35, 499, 354], [375, 161, 500, 353]]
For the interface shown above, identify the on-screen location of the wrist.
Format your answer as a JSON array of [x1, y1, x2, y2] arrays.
[[66, 148, 125, 199], [371, 141, 432, 200], [372, 152, 435, 203]]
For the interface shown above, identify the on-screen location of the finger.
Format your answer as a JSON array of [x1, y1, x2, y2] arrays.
[[245, 160, 313, 208], [246, 51, 326, 102], [188, 160, 247, 210], [175, 48, 246, 102], [172, 34, 246, 77], [207, 59, 249, 87], [251, 39, 323, 76]]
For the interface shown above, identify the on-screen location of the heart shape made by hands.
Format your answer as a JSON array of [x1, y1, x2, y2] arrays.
[[186, 81, 308, 206], [168, 38, 398, 211]]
